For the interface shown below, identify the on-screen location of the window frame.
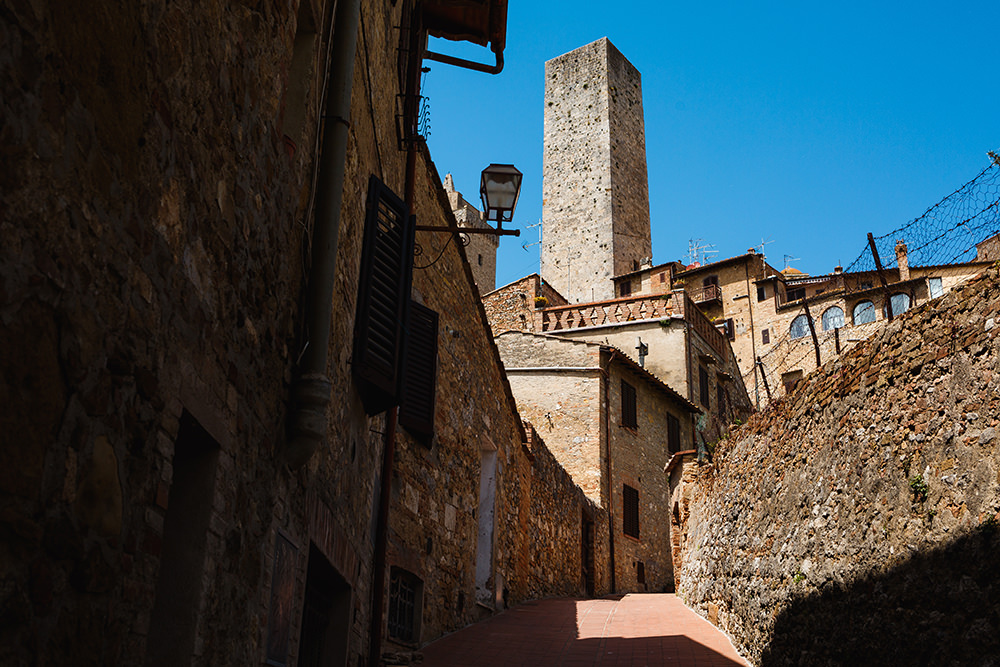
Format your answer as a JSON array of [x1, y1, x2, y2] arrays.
[[790, 314, 811, 339], [853, 300, 876, 325], [622, 484, 640, 539], [821, 306, 845, 331], [620, 379, 638, 430], [666, 412, 681, 455]]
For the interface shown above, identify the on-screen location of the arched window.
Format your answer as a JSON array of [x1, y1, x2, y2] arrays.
[[822, 306, 844, 331], [853, 300, 876, 325], [790, 314, 811, 339], [886, 293, 910, 316]]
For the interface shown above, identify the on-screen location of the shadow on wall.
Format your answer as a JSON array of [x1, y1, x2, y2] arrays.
[[761, 523, 1000, 666]]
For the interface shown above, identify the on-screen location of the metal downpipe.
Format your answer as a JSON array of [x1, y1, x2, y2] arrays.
[[285, 0, 363, 468]]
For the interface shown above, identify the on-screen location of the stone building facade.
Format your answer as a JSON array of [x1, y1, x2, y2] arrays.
[[541, 37, 652, 304], [613, 247, 991, 406], [0, 2, 608, 665], [495, 333, 700, 593], [676, 265, 1000, 665]]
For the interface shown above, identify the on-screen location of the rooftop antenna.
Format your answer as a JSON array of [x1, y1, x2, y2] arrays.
[[783, 254, 800, 270], [521, 219, 541, 252], [686, 238, 718, 265], [755, 237, 774, 258]]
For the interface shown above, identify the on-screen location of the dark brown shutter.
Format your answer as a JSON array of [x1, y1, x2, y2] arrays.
[[399, 301, 438, 440], [699, 366, 709, 407], [667, 413, 680, 455], [623, 485, 639, 538], [353, 176, 415, 415], [621, 380, 637, 429]]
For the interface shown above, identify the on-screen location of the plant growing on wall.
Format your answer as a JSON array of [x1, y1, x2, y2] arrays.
[[909, 474, 929, 502], [534, 296, 548, 308]]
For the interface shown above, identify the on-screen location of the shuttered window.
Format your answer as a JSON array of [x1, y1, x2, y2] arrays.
[[667, 413, 681, 455], [399, 301, 438, 440], [623, 485, 639, 538], [621, 380, 637, 429], [353, 176, 415, 415]]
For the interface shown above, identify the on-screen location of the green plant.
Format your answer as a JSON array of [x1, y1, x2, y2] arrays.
[[533, 296, 548, 308], [792, 572, 806, 583], [927, 509, 937, 521], [909, 474, 929, 502]]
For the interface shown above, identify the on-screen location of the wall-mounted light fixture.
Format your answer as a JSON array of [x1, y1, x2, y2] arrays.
[[416, 163, 521, 238], [480, 163, 522, 231]]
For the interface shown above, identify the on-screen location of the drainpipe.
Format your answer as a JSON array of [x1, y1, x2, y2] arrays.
[[600, 354, 616, 593], [284, 0, 363, 468], [744, 259, 759, 409]]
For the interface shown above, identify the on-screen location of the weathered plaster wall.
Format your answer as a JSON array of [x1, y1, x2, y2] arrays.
[[678, 265, 1000, 665]]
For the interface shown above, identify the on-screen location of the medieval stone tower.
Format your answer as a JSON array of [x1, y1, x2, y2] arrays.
[[541, 37, 652, 303]]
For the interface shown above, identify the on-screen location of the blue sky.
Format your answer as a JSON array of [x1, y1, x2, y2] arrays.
[[423, 1, 1000, 288]]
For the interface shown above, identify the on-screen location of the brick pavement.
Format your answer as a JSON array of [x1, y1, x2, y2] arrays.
[[419, 594, 749, 666]]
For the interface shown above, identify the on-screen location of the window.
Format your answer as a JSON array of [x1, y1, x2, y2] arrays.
[[790, 314, 811, 339], [477, 254, 483, 266], [821, 306, 844, 331], [353, 176, 415, 415], [623, 485, 639, 538], [703, 275, 719, 287], [698, 366, 709, 407], [388, 567, 422, 644], [636, 560, 646, 585], [717, 383, 727, 421], [667, 413, 681, 455], [399, 301, 438, 440], [619, 281, 632, 297], [722, 317, 735, 340], [757, 285, 767, 302], [929, 277, 943, 299], [853, 300, 876, 325], [786, 287, 806, 302], [659, 272, 667, 284], [781, 370, 804, 395], [885, 293, 910, 316], [762, 328, 770, 344], [621, 380, 637, 429]]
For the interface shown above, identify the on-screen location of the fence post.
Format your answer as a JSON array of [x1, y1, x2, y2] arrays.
[[868, 232, 894, 321], [756, 356, 772, 401], [802, 301, 821, 368]]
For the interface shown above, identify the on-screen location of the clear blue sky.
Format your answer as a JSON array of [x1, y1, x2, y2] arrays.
[[423, 1, 1000, 288]]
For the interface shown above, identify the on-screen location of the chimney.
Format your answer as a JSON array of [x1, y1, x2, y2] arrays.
[[834, 265, 843, 274], [895, 240, 910, 282]]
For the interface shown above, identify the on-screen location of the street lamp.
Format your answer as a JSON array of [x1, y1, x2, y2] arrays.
[[480, 163, 522, 230]]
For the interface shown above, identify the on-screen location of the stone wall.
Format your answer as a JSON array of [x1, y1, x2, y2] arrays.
[[541, 37, 651, 304], [481, 274, 567, 336], [677, 265, 1000, 665]]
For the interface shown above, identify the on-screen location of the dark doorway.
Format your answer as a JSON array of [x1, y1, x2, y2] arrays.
[[298, 544, 352, 667], [146, 411, 220, 666], [581, 513, 595, 597]]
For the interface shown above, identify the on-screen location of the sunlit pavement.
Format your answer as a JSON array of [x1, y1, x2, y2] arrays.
[[420, 593, 750, 666]]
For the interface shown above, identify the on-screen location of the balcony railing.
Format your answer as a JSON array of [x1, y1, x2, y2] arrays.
[[539, 294, 676, 331], [689, 283, 721, 304]]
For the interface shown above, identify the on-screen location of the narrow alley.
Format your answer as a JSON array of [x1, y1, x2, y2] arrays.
[[420, 594, 749, 666]]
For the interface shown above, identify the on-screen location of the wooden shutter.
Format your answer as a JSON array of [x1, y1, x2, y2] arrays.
[[667, 413, 680, 455], [399, 301, 438, 439], [353, 176, 415, 415], [621, 380, 637, 429], [623, 485, 639, 538]]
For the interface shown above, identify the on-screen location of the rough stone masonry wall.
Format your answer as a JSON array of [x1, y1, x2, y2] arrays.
[[0, 1, 336, 663], [678, 265, 1000, 666], [542, 38, 617, 304], [605, 41, 652, 281]]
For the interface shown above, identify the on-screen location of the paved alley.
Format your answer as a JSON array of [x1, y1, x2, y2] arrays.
[[420, 594, 749, 666]]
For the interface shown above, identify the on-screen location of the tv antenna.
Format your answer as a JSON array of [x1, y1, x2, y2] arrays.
[[755, 237, 774, 258], [686, 239, 718, 266], [521, 219, 541, 252], [783, 254, 800, 270]]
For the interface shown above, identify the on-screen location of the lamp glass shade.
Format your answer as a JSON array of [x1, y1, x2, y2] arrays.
[[480, 164, 522, 220]]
